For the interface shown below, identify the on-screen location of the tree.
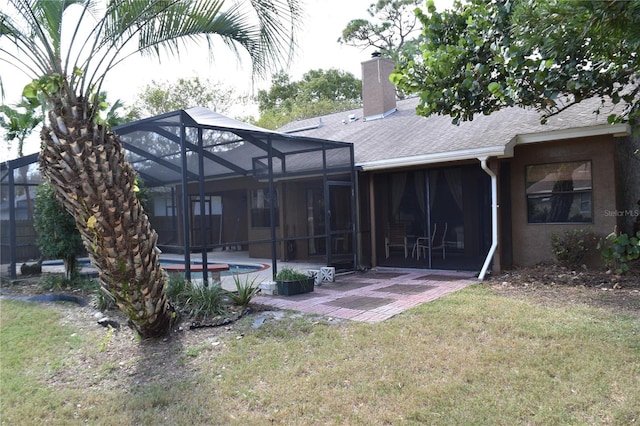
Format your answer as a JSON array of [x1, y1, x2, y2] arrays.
[[0, 98, 42, 157], [132, 76, 249, 118], [338, 0, 423, 63], [0, 0, 301, 338], [34, 182, 85, 281], [391, 0, 640, 126], [0, 97, 43, 217], [254, 68, 361, 129]]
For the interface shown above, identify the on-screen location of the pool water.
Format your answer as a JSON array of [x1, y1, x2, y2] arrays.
[[161, 258, 265, 275], [43, 258, 265, 276]]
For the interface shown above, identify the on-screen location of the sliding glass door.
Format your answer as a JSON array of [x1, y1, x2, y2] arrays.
[[375, 165, 489, 270]]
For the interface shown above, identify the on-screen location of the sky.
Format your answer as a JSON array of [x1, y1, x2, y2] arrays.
[[1, 0, 453, 162], [94, 0, 383, 110]]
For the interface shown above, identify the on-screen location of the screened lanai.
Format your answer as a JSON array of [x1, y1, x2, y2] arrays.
[[1, 107, 357, 280]]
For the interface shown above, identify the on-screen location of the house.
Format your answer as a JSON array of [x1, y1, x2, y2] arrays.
[[277, 55, 639, 278], [2, 56, 637, 280]]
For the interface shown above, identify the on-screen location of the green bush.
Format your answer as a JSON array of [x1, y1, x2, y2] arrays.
[[183, 282, 228, 320], [228, 274, 259, 309], [550, 229, 596, 268], [275, 267, 308, 281], [165, 273, 189, 306], [600, 230, 640, 274], [165, 273, 228, 320], [33, 182, 84, 280]]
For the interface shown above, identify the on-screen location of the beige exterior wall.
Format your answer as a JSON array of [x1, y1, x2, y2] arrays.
[[247, 180, 311, 260], [175, 177, 263, 255], [509, 136, 618, 267], [247, 179, 323, 260], [177, 176, 334, 261]]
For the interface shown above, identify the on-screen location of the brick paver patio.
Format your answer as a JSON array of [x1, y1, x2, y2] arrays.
[[253, 269, 476, 323]]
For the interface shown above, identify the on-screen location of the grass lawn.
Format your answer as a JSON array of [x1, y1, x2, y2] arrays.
[[1, 284, 639, 425]]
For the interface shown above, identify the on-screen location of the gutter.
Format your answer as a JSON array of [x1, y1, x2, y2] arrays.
[[478, 157, 498, 281], [359, 146, 506, 171]]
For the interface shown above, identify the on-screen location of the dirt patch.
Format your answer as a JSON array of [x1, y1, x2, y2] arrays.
[[486, 263, 640, 317]]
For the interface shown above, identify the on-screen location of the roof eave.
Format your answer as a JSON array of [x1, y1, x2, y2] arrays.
[[501, 122, 631, 159], [357, 146, 507, 171], [515, 122, 631, 145]]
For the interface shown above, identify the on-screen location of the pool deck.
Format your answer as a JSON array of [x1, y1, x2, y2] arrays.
[[8, 250, 478, 324]]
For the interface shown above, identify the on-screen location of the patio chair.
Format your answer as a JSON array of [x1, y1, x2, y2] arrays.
[[413, 222, 448, 260], [385, 224, 408, 258]]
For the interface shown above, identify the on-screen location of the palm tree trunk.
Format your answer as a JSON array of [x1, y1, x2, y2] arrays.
[[39, 96, 173, 338]]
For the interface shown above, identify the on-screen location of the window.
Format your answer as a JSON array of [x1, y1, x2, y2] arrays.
[[151, 190, 176, 217], [525, 161, 592, 223], [191, 195, 222, 216], [251, 188, 279, 227]]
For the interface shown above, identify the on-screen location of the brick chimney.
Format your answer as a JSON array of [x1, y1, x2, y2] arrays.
[[361, 53, 397, 121]]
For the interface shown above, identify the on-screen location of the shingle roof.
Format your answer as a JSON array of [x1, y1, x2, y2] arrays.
[[278, 96, 628, 168]]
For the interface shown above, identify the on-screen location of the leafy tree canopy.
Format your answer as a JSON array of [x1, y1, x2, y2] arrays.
[[391, 0, 640, 126], [131, 76, 249, 119], [338, 0, 423, 63], [254, 68, 361, 129]]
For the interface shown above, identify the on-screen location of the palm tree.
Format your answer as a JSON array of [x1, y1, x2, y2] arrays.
[[0, 0, 301, 338], [0, 98, 43, 218]]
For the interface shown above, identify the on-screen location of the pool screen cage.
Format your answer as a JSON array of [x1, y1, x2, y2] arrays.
[[1, 107, 357, 281]]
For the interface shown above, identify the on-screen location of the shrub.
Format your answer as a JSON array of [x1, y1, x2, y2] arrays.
[[165, 273, 228, 319], [183, 282, 228, 320], [228, 275, 259, 309], [600, 230, 640, 274], [550, 229, 596, 268], [165, 273, 189, 306], [33, 182, 84, 280], [275, 267, 308, 281]]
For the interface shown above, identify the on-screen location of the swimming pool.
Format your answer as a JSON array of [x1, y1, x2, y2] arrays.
[[161, 258, 267, 275], [42, 258, 268, 276]]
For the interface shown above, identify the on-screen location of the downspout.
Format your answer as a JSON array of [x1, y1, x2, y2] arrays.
[[478, 157, 498, 281]]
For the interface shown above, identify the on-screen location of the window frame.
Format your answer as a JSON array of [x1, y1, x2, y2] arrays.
[[524, 160, 594, 224]]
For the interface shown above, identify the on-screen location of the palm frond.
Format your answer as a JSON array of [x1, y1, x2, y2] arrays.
[[248, 0, 301, 76], [1, 1, 51, 78], [1, 0, 302, 103]]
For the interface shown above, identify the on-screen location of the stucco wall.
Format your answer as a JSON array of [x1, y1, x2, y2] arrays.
[[509, 136, 618, 267]]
